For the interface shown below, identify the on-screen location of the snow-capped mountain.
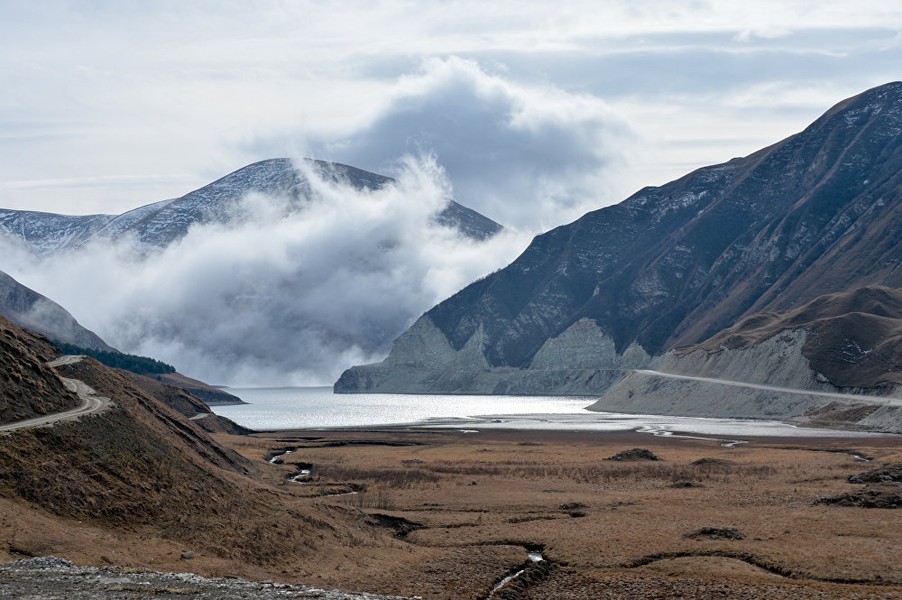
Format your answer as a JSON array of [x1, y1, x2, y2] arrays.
[[0, 159, 502, 254]]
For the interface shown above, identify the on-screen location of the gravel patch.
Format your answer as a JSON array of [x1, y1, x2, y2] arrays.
[[0, 557, 419, 599]]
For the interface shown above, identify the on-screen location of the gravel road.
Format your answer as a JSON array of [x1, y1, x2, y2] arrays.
[[0, 356, 112, 433]]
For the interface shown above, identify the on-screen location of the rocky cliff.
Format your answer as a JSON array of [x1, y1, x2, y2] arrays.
[[337, 82, 902, 407]]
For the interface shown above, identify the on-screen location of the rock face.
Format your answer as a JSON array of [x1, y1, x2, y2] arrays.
[[0, 159, 502, 254], [337, 82, 902, 400], [0, 269, 113, 352], [334, 316, 647, 394]]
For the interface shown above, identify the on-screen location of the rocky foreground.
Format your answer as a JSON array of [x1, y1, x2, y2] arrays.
[[0, 557, 418, 600]]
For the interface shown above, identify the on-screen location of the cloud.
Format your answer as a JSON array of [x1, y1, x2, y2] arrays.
[[295, 57, 634, 232], [2, 157, 530, 386], [2, 2, 899, 218]]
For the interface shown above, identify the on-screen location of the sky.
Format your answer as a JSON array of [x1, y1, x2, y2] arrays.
[[1, 1, 899, 227], [0, 1, 900, 385]]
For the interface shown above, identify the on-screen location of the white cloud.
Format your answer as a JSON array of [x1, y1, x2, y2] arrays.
[[302, 57, 633, 231], [1, 0, 900, 388], [2, 157, 530, 386], [1, 1, 899, 218]]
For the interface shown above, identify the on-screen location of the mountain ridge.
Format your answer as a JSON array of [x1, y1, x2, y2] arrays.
[[0, 269, 113, 352], [0, 159, 502, 254], [337, 81, 902, 416]]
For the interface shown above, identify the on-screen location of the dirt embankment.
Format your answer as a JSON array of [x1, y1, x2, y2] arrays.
[[589, 328, 902, 433], [0, 353, 375, 574]]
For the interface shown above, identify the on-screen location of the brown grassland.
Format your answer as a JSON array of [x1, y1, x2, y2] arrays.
[[215, 428, 901, 599], [2, 319, 898, 597]]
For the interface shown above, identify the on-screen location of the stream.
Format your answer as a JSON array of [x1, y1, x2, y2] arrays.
[[486, 551, 544, 599], [268, 449, 294, 464]]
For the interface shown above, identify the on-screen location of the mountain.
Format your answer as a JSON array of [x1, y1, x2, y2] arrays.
[[692, 286, 902, 389], [0, 316, 330, 570], [0, 159, 502, 254], [0, 269, 113, 352], [0, 269, 242, 404], [336, 82, 902, 414]]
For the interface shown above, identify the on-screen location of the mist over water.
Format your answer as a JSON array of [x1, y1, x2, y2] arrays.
[[1, 157, 531, 386]]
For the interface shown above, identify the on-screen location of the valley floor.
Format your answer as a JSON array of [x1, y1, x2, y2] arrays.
[[226, 428, 902, 598], [3, 427, 900, 599]]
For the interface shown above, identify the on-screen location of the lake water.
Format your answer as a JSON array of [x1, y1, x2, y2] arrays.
[[210, 387, 890, 440]]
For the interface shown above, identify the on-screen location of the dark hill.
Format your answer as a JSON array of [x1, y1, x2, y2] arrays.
[[0, 270, 113, 353], [0, 317, 329, 566]]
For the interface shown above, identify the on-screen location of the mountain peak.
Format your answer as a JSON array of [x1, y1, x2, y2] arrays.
[[0, 159, 503, 254]]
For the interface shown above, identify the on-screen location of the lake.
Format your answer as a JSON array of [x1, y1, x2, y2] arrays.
[[210, 387, 889, 439]]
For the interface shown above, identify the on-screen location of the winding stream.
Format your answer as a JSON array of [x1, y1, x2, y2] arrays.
[[268, 449, 294, 464], [486, 552, 544, 599]]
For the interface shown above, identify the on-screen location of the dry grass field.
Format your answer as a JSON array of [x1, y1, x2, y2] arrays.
[[215, 428, 902, 599]]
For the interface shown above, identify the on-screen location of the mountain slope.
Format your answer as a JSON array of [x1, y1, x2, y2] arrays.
[[0, 317, 320, 565], [0, 316, 81, 423], [337, 81, 902, 397], [0, 159, 502, 253], [0, 211, 111, 255], [693, 286, 902, 389], [0, 270, 113, 352]]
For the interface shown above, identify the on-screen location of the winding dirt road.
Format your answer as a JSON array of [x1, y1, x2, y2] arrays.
[[0, 356, 113, 433]]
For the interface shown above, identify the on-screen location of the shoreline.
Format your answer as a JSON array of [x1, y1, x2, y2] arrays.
[[251, 423, 902, 451], [213, 386, 902, 436], [228, 411, 902, 442]]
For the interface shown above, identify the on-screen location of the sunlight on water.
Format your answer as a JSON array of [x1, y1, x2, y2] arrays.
[[212, 387, 590, 429], [210, 387, 891, 439]]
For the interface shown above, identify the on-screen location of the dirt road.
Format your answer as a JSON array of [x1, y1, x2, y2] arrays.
[[635, 369, 902, 406], [0, 356, 112, 433]]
